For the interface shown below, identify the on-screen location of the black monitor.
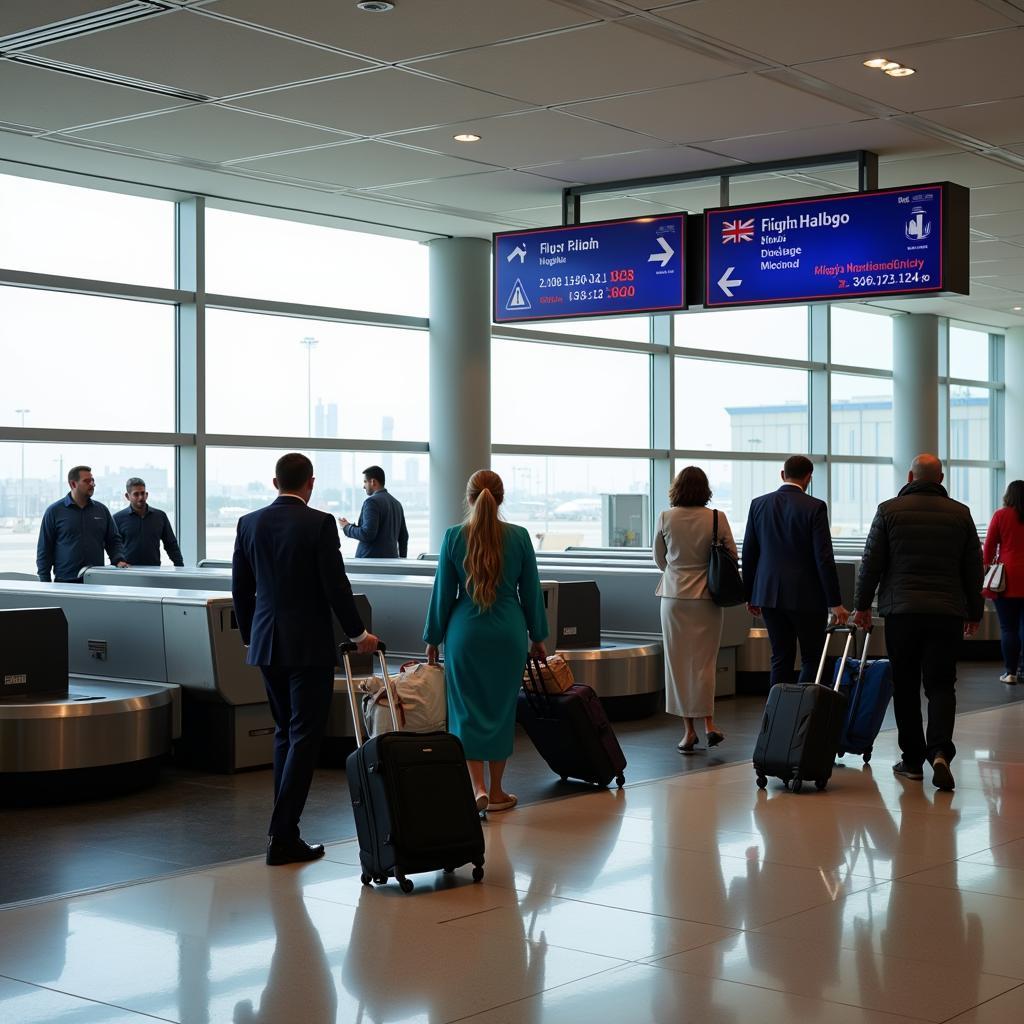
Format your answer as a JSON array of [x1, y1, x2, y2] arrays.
[[0, 607, 69, 700]]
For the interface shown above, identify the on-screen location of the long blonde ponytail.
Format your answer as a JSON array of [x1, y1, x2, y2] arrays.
[[463, 469, 505, 610]]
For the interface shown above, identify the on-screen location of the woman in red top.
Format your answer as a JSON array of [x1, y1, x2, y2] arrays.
[[984, 480, 1024, 684]]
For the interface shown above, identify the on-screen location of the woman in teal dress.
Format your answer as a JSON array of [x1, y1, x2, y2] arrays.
[[424, 469, 548, 813]]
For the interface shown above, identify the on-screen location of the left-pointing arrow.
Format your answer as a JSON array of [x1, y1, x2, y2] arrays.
[[648, 236, 674, 267], [717, 266, 742, 297]]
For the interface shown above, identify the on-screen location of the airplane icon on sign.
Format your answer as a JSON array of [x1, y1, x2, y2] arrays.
[[507, 245, 527, 263]]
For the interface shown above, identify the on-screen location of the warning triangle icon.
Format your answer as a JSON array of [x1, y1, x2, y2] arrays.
[[505, 278, 531, 311]]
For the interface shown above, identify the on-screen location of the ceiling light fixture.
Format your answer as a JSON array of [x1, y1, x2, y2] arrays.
[[356, 1, 394, 12], [1014, 306, 1023, 312], [863, 57, 915, 77], [862, 58, 891, 68], [885, 65, 916, 77], [453, 132, 481, 143], [880, 61, 902, 71]]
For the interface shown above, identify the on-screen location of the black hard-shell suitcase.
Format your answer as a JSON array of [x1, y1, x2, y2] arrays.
[[342, 644, 484, 894], [752, 624, 852, 793], [516, 659, 626, 788]]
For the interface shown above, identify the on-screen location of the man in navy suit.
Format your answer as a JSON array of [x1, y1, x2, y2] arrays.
[[339, 465, 409, 558], [743, 455, 849, 685], [232, 453, 379, 865]]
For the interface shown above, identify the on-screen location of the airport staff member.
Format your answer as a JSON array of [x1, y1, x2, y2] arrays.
[[854, 454, 984, 793], [339, 465, 408, 558], [743, 455, 849, 684], [113, 477, 184, 567], [36, 465, 128, 583], [232, 453, 379, 866]]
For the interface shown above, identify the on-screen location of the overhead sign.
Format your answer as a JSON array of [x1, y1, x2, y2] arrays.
[[493, 214, 686, 323], [704, 182, 969, 308]]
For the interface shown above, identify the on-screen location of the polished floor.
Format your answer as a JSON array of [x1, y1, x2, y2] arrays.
[[3, 696, 1024, 1022]]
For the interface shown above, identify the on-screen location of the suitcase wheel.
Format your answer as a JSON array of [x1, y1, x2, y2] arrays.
[[791, 777, 804, 794], [397, 875, 414, 894], [373, 875, 388, 886], [837, 749, 846, 758], [815, 779, 828, 791], [360, 873, 372, 886], [472, 864, 484, 883], [615, 774, 625, 788], [443, 866, 455, 875], [756, 774, 767, 790]]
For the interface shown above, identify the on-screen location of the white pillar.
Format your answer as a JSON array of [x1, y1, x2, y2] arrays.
[[1006, 326, 1024, 485], [428, 237, 491, 551], [893, 314, 939, 491]]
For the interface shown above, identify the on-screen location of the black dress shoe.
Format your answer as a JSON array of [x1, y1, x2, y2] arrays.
[[266, 837, 326, 866]]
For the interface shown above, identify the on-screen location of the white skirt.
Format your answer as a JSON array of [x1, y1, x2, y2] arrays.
[[660, 597, 724, 718]]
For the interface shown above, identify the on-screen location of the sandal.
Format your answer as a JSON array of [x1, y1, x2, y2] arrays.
[[487, 794, 518, 812]]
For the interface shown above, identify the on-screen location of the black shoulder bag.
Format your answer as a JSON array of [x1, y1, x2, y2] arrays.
[[707, 509, 744, 607]]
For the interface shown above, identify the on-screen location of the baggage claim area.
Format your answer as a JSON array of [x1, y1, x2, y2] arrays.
[[3, 3, 1024, 1022]]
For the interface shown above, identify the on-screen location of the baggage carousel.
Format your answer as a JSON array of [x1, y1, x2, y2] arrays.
[[556, 638, 663, 718]]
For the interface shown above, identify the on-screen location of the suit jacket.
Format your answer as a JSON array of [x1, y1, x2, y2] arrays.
[[742, 484, 842, 611], [231, 496, 365, 667], [342, 489, 409, 558], [653, 506, 737, 599]]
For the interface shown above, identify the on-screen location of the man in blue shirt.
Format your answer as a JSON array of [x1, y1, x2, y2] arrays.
[[113, 477, 184, 567], [37, 465, 128, 583], [339, 465, 409, 558]]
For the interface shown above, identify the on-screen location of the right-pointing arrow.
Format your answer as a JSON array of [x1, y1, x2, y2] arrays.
[[717, 266, 742, 297]]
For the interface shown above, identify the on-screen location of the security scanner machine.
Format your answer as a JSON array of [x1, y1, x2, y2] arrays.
[[0, 600, 175, 789]]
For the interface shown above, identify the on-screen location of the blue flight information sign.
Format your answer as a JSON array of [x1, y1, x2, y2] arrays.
[[704, 183, 968, 308], [493, 214, 686, 323]]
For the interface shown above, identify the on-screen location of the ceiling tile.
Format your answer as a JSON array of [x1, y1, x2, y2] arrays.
[[0, 60, 190, 132], [880, 153, 1024, 189], [413, 19, 738, 106], [521, 146, 740, 185], [657, 0, 1011, 65], [370, 170, 569, 212], [564, 73, 864, 145], [0, 1, 119, 39], [67, 104, 343, 163], [236, 140, 497, 189], [229, 68, 527, 136], [971, 239, 1024, 261], [398, 109, 663, 166], [921, 97, 1024, 146], [970, 258, 1024, 275], [979, 275, 1024, 291], [205, 0, 594, 62], [974, 210, 1024, 238], [30, 9, 368, 97], [970, 183, 1024, 216], [795, 28, 1024, 113], [628, 180, 723, 213]]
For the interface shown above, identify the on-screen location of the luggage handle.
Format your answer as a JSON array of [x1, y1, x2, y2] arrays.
[[815, 623, 856, 693], [522, 656, 555, 718], [339, 641, 397, 746]]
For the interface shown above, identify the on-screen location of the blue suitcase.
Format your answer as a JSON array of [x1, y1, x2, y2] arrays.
[[832, 627, 893, 763]]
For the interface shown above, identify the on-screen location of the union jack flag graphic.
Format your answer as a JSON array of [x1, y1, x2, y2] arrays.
[[722, 218, 755, 243]]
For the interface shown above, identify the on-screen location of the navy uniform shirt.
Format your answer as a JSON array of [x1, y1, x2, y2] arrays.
[[113, 505, 184, 567], [36, 494, 126, 583]]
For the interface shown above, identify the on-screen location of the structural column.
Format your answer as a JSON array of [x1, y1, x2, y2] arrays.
[[1006, 326, 1024, 484], [892, 314, 939, 490], [428, 237, 491, 551]]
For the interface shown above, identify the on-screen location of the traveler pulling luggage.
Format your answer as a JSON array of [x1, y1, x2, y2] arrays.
[[342, 643, 485, 894], [832, 625, 893, 763], [752, 623, 853, 792], [517, 657, 627, 788]]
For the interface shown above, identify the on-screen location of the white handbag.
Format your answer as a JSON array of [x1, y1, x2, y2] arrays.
[[984, 561, 1006, 593], [360, 661, 446, 736]]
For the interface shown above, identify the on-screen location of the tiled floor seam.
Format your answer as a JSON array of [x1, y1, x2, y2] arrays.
[[936, 981, 1024, 1024], [0, 974, 178, 1022]]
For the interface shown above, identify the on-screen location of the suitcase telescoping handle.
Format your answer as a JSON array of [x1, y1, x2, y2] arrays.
[[815, 623, 857, 693], [339, 641, 397, 747]]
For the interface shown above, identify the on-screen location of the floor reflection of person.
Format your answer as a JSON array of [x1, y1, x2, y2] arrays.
[[233, 873, 337, 1024]]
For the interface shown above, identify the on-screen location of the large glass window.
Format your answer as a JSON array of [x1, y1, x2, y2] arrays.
[[204, 447, 428, 561], [537, 316, 650, 343], [831, 306, 893, 369], [0, 174, 173, 287], [205, 209, 428, 317], [950, 386, 991, 461], [948, 466, 994, 528], [491, 455, 650, 549], [950, 324, 989, 381], [205, 311, 428, 440], [492, 339, 649, 447], [675, 305, 808, 360], [830, 462, 891, 536], [830, 374, 893, 457], [0, 442, 176, 574], [675, 358, 809, 452], [674, 458, 786, 536], [0, 287, 176, 432]]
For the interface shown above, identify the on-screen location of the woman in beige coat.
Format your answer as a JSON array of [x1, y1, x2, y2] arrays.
[[654, 466, 737, 753]]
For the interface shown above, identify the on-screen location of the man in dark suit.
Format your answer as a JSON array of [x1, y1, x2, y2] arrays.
[[743, 454, 849, 685], [339, 465, 409, 558], [232, 453, 379, 865]]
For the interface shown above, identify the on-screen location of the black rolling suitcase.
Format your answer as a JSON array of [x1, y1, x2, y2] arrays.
[[752, 624, 853, 793], [342, 644, 484, 894], [516, 658, 626, 788]]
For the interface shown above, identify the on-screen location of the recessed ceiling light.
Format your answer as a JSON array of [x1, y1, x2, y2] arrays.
[[863, 58, 891, 68], [356, 1, 394, 12], [453, 132, 481, 143], [885, 65, 916, 77], [880, 61, 902, 71], [1014, 305, 1023, 312]]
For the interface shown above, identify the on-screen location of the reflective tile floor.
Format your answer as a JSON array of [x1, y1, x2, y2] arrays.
[[4, 702, 1024, 1023]]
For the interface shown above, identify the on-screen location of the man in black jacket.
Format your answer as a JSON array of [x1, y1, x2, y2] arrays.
[[853, 454, 984, 792]]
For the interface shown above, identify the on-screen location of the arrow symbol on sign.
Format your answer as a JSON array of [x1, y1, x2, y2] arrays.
[[648, 236, 674, 267], [507, 244, 527, 264], [717, 266, 742, 297]]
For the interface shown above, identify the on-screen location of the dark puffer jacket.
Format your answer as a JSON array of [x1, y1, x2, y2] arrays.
[[855, 481, 984, 620]]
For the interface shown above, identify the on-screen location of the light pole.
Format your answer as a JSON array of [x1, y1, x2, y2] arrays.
[[300, 336, 319, 435], [15, 408, 29, 521]]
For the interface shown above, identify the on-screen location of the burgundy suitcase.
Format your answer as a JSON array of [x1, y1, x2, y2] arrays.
[[517, 660, 626, 788]]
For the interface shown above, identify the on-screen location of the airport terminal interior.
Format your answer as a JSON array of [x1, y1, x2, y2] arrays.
[[4, 0, 1024, 1021]]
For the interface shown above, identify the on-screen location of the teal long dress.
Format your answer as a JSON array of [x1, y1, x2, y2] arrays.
[[423, 522, 548, 760]]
